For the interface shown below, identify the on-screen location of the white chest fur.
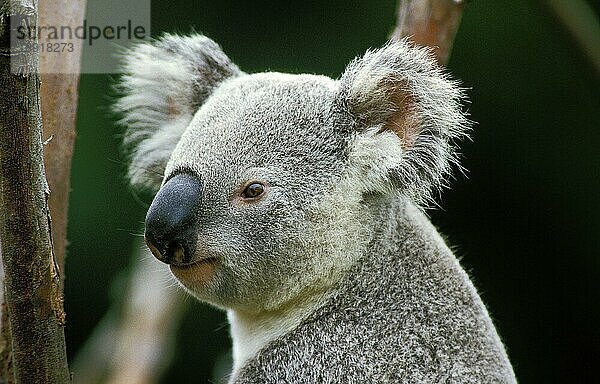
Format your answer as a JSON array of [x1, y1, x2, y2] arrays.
[[227, 291, 331, 374]]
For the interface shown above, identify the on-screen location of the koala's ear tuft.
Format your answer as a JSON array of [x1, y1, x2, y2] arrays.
[[335, 40, 471, 205], [114, 33, 242, 191]]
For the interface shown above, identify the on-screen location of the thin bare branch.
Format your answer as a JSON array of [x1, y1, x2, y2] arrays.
[[72, 248, 185, 384], [391, 0, 466, 66], [545, 0, 600, 74]]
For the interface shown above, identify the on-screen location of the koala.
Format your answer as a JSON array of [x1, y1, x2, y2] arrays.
[[115, 34, 517, 383]]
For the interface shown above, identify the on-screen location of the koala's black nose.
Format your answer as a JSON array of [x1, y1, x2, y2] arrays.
[[144, 173, 202, 265]]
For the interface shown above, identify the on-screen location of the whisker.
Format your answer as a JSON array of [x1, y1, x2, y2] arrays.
[[107, 157, 166, 178]]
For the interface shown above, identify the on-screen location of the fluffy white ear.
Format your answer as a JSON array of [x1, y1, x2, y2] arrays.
[[114, 33, 241, 191], [335, 40, 470, 205]]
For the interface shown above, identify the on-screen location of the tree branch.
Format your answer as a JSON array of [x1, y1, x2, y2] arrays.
[[391, 0, 467, 66], [72, 247, 185, 384], [545, 0, 600, 74], [0, 0, 70, 382], [39, 0, 86, 285]]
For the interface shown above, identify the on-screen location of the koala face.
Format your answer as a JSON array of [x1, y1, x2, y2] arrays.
[[150, 74, 352, 310], [115, 34, 468, 312]]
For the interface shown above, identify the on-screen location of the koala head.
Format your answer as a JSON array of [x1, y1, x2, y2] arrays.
[[115, 34, 468, 313]]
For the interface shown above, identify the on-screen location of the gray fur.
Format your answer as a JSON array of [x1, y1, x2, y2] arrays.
[[232, 199, 515, 383], [114, 34, 242, 190], [115, 33, 516, 383], [336, 42, 469, 206]]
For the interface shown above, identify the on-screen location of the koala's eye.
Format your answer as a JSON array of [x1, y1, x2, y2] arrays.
[[241, 181, 267, 200]]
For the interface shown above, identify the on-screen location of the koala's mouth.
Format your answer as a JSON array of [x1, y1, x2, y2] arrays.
[[169, 257, 220, 285], [172, 257, 219, 269]]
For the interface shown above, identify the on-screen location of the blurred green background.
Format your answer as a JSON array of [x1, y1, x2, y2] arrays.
[[64, 1, 599, 383]]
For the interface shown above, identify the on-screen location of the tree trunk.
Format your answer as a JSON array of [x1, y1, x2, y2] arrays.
[[0, 0, 71, 382]]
